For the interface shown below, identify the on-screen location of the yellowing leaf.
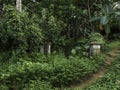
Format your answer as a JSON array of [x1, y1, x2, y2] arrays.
[[99, 24, 104, 30]]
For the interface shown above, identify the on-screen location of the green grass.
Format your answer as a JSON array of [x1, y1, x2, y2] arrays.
[[84, 56, 120, 90], [102, 41, 120, 53], [107, 41, 120, 49]]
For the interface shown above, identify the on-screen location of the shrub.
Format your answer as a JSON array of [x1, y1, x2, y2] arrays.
[[0, 5, 42, 53], [23, 80, 52, 90], [90, 33, 105, 44], [71, 38, 89, 57], [0, 53, 104, 89], [0, 85, 8, 90]]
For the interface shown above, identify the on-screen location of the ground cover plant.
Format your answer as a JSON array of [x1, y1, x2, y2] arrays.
[[84, 56, 120, 90], [0, 53, 104, 90]]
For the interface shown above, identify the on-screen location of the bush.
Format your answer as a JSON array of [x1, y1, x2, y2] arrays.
[[0, 5, 42, 53], [50, 55, 104, 87], [71, 38, 89, 57], [90, 33, 105, 44], [23, 80, 52, 90], [0, 85, 8, 90], [0, 53, 104, 89]]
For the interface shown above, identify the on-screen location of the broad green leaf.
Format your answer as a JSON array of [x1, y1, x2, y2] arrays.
[[103, 4, 112, 15], [114, 12, 120, 15], [71, 49, 76, 55], [106, 4, 112, 13], [89, 17, 100, 22], [100, 16, 110, 25], [93, 3, 102, 9]]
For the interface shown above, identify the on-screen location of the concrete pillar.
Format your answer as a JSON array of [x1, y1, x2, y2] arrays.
[[16, 0, 22, 12]]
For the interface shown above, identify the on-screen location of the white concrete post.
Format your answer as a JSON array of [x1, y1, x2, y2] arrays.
[[16, 0, 22, 12], [40, 45, 44, 53], [48, 43, 51, 54]]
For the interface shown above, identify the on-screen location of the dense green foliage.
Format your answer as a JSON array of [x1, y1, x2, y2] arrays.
[[84, 56, 120, 90], [0, 0, 119, 52], [0, 0, 119, 90], [0, 54, 104, 90], [89, 33, 105, 44], [0, 5, 42, 53], [89, 3, 120, 39]]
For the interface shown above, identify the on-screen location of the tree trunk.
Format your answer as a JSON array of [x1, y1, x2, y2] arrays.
[[16, 0, 22, 12], [105, 33, 109, 40], [105, 24, 110, 40]]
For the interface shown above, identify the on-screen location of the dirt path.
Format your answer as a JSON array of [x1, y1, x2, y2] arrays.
[[68, 47, 120, 90]]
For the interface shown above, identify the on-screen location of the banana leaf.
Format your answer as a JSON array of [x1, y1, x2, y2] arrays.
[[89, 16, 100, 22], [114, 12, 120, 15], [100, 16, 110, 25]]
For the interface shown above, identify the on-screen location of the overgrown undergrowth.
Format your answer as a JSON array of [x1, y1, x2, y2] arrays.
[[0, 53, 104, 90], [84, 56, 120, 90]]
